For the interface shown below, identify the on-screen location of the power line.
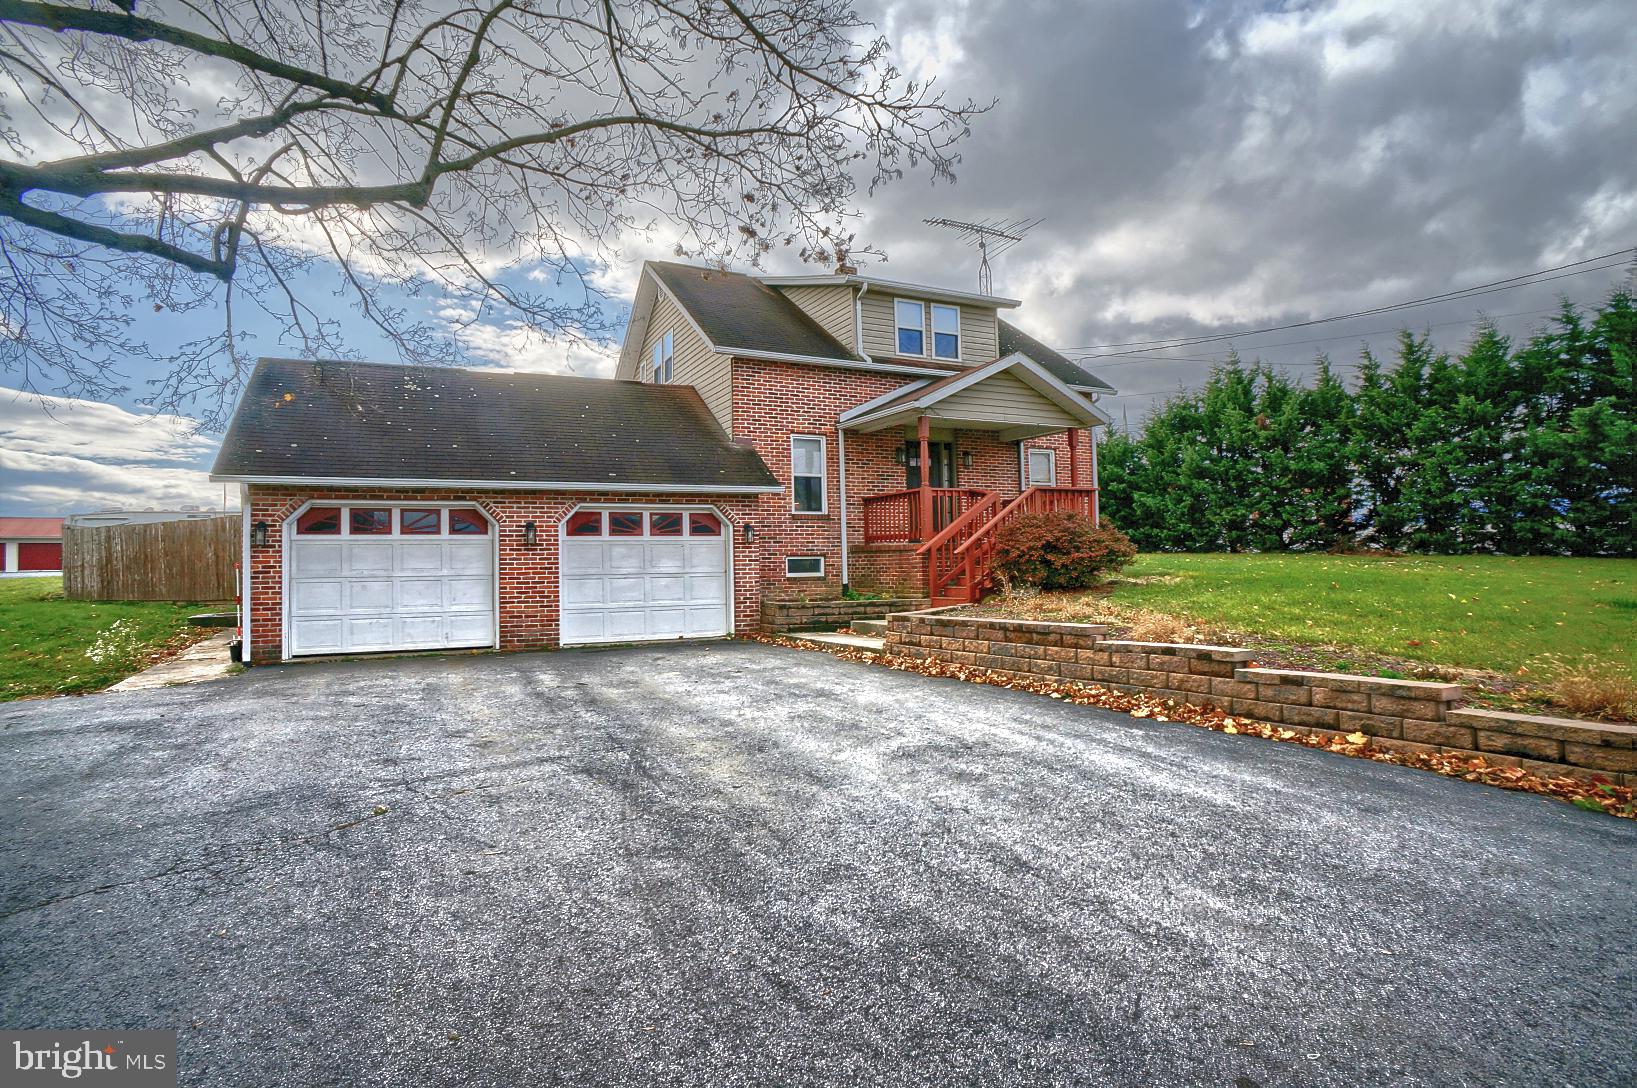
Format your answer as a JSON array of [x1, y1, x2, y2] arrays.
[[1083, 300, 1579, 370], [1055, 247, 1634, 359]]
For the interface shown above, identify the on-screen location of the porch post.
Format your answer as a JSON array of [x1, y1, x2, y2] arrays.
[[917, 414, 933, 541], [1067, 427, 1081, 487]]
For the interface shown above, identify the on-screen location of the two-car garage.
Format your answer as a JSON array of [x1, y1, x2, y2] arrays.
[[282, 502, 731, 657], [216, 359, 780, 665]]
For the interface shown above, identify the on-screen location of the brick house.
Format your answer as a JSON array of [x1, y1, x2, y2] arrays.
[[211, 261, 1113, 663]]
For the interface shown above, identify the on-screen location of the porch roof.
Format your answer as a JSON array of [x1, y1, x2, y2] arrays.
[[838, 352, 1112, 439]]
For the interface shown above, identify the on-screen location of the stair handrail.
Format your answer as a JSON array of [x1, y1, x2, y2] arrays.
[[914, 490, 1002, 602], [946, 486, 1100, 601]]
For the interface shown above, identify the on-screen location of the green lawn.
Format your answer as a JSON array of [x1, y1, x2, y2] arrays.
[[0, 577, 221, 701], [1100, 553, 1635, 677]]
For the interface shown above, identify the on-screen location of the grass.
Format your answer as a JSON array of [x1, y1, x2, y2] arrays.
[[0, 577, 223, 701], [982, 554, 1635, 708]]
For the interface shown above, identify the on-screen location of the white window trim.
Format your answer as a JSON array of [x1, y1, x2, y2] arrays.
[[1023, 446, 1057, 489], [785, 555, 825, 578], [930, 302, 961, 361], [790, 434, 828, 515], [894, 298, 927, 358], [651, 330, 673, 383]]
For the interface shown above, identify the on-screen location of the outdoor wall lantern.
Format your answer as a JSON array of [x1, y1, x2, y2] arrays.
[[252, 521, 268, 547], [894, 446, 907, 466], [522, 521, 538, 547], [744, 523, 756, 542], [961, 450, 974, 470]]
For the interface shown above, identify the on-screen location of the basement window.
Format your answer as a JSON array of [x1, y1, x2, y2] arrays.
[[786, 556, 824, 578]]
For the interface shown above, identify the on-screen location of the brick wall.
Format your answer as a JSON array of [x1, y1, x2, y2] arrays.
[[729, 357, 1095, 601], [886, 611, 1636, 785], [849, 542, 926, 595], [243, 486, 761, 663]]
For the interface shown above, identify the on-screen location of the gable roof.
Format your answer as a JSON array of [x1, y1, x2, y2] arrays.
[[648, 262, 860, 362], [839, 352, 1112, 433], [0, 517, 62, 538], [997, 320, 1115, 392], [210, 358, 781, 492]]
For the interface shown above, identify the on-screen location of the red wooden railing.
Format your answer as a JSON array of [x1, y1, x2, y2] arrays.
[[860, 487, 991, 543], [916, 486, 1100, 605]]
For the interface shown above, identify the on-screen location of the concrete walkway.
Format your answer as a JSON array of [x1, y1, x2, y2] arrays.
[[107, 630, 236, 692]]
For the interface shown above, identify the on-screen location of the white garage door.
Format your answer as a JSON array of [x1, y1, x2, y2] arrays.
[[560, 507, 729, 646], [286, 505, 495, 657]]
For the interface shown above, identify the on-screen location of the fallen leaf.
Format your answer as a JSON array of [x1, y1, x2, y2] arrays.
[[1345, 731, 1368, 745]]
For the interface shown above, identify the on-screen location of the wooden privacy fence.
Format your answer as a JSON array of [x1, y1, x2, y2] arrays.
[[64, 515, 239, 602]]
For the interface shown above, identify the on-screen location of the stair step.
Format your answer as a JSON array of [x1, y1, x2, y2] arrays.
[[851, 618, 888, 636], [788, 632, 886, 652]]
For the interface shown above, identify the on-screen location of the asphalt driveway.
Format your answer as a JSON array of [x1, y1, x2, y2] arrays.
[[1, 640, 1632, 1086]]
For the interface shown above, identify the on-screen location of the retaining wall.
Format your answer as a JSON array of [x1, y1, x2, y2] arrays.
[[762, 596, 930, 633], [885, 611, 1636, 786]]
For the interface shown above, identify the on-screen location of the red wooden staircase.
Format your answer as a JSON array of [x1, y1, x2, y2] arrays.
[[915, 487, 1099, 606]]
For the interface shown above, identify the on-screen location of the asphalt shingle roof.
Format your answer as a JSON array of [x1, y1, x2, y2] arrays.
[[997, 320, 1115, 392], [648, 262, 860, 360], [212, 359, 780, 490]]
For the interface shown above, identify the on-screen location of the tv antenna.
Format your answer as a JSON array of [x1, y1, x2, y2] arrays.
[[923, 216, 1042, 294]]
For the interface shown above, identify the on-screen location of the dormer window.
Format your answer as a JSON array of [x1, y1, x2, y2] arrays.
[[651, 330, 673, 382], [931, 303, 960, 360], [894, 299, 925, 356]]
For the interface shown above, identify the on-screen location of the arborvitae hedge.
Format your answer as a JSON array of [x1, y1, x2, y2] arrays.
[[1097, 289, 1636, 556]]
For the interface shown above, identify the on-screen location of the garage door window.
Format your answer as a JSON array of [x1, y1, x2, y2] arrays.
[[609, 512, 645, 536], [566, 511, 602, 536], [297, 507, 341, 534], [651, 512, 684, 535], [448, 509, 488, 534], [400, 509, 441, 534], [688, 512, 721, 536], [350, 508, 392, 534]]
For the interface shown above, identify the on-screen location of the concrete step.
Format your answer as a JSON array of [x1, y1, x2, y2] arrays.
[[788, 632, 886, 652], [850, 618, 888, 637]]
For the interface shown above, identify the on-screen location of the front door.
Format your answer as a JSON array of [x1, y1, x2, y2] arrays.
[[905, 441, 956, 489]]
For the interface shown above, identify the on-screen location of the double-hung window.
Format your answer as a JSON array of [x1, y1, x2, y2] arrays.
[[931, 304, 960, 360], [894, 300, 925, 356], [791, 435, 827, 513], [651, 331, 673, 383]]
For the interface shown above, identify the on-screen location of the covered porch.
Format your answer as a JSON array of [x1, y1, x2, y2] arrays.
[[838, 353, 1110, 602]]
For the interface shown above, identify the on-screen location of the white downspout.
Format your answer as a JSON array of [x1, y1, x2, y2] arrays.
[[1089, 397, 1103, 528], [838, 426, 850, 590], [840, 282, 869, 591], [239, 483, 251, 661]]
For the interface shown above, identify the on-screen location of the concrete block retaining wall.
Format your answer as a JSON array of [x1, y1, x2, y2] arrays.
[[762, 597, 930, 633], [885, 611, 1636, 786]]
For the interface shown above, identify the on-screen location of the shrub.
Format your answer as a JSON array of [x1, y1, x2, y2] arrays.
[[990, 513, 1137, 591]]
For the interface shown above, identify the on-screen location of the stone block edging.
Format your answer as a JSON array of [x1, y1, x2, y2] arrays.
[[761, 597, 930, 633], [883, 609, 1632, 786]]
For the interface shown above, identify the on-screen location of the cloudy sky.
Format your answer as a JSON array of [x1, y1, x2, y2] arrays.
[[3, 0, 1635, 515]]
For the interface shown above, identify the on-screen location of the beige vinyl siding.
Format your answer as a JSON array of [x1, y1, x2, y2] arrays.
[[930, 371, 1082, 427], [859, 291, 900, 359], [861, 293, 999, 365], [643, 292, 732, 431], [960, 306, 998, 361], [777, 285, 856, 352]]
